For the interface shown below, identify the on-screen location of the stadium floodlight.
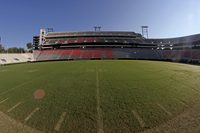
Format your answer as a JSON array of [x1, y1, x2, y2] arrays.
[[94, 26, 102, 32], [98, 26, 102, 31], [47, 28, 54, 33], [94, 26, 97, 32]]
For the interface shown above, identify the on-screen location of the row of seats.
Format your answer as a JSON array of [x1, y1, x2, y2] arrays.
[[0, 54, 33, 65], [46, 38, 136, 45], [47, 32, 136, 37], [1, 49, 200, 64], [34, 49, 114, 61], [146, 34, 200, 44], [33, 48, 200, 62], [161, 49, 200, 60], [33, 48, 161, 61]]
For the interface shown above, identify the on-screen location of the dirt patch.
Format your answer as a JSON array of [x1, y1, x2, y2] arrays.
[[0, 111, 42, 133], [34, 89, 45, 100], [143, 102, 200, 133]]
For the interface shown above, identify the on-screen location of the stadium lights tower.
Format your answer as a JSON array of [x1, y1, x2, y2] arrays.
[[141, 26, 149, 38], [94, 26, 102, 32], [97, 26, 101, 31], [46, 28, 54, 33], [94, 26, 97, 32]]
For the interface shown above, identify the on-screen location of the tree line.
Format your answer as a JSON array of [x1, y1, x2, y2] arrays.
[[0, 43, 33, 53]]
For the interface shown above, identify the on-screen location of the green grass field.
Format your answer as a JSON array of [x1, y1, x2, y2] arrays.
[[0, 60, 200, 133]]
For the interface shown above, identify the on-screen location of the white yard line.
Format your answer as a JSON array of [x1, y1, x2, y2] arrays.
[[96, 70, 104, 133], [0, 98, 9, 104], [190, 87, 200, 95], [175, 98, 189, 107], [0, 111, 43, 133], [0, 70, 8, 72], [7, 102, 22, 113], [157, 103, 172, 116], [0, 73, 47, 96], [27, 70, 38, 73], [132, 110, 146, 128], [86, 69, 95, 72], [54, 112, 67, 131], [24, 107, 40, 122], [0, 80, 33, 96]]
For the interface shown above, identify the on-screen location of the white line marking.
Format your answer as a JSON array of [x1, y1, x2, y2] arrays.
[[27, 70, 38, 73], [132, 110, 145, 128], [176, 99, 189, 107], [24, 107, 40, 122], [0, 80, 34, 96], [0, 70, 8, 72], [7, 102, 22, 113], [54, 112, 67, 131], [157, 103, 172, 116], [86, 69, 95, 72], [190, 87, 200, 95], [98, 69, 107, 72], [0, 98, 9, 104], [96, 70, 104, 133]]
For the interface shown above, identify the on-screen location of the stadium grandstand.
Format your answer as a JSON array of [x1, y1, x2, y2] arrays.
[[0, 53, 33, 65], [33, 29, 200, 64]]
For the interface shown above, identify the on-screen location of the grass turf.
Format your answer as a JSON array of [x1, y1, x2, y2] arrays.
[[0, 60, 200, 132]]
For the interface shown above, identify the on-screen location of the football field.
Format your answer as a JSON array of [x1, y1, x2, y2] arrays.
[[0, 60, 200, 132]]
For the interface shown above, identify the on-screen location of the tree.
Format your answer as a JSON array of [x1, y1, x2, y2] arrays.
[[0, 44, 5, 53], [26, 42, 33, 50], [7, 47, 25, 53]]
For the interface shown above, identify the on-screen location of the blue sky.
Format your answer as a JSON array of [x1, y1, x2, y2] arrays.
[[0, 0, 200, 48]]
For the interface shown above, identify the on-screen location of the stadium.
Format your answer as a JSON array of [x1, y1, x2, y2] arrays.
[[32, 29, 200, 63], [0, 29, 200, 133]]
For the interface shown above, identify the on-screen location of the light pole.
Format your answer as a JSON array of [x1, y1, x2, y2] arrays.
[[98, 26, 101, 31], [94, 26, 97, 31], [94, 26, 102, 32]]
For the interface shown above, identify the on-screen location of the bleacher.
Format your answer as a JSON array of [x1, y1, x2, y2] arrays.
[[33, 48, 200, 64], [33, 48, 162, 61], [0, 53, 34, 65], [160, 49, 200, 63]]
